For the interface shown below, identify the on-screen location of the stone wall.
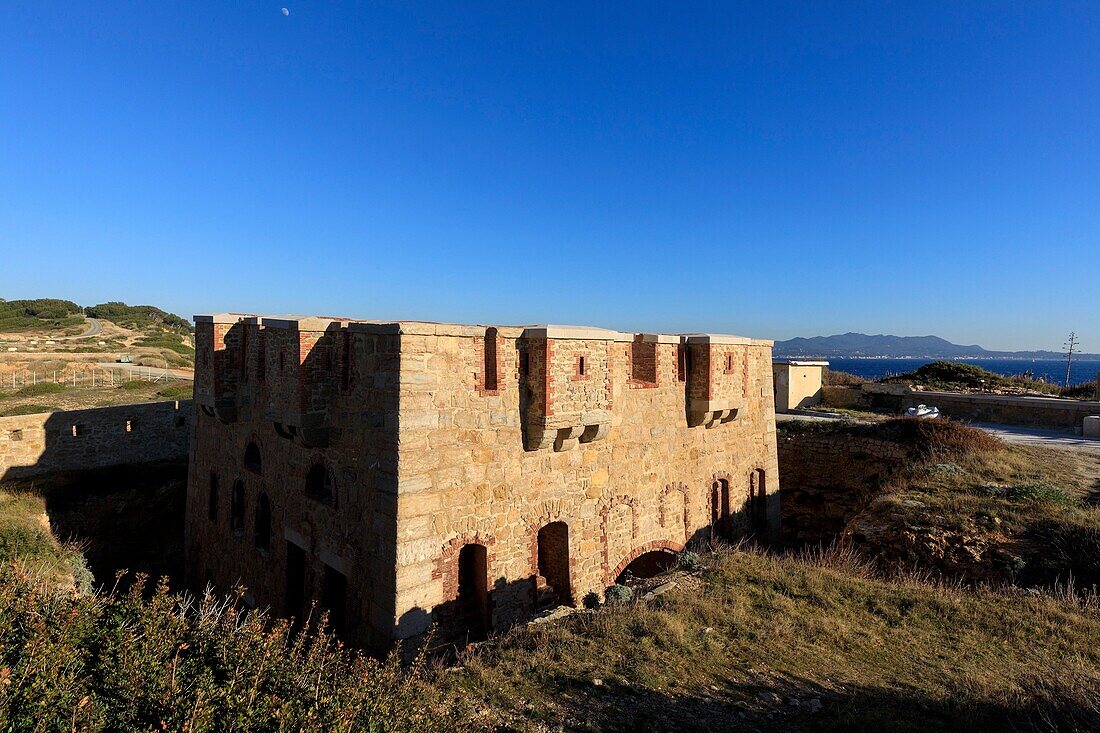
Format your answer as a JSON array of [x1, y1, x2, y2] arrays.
[[392, 325, 780, 644], [778, 429, 908, 546], [823, 384, 1100, 432], [0, 401, 192, 479], [185, 314, 781, 652]]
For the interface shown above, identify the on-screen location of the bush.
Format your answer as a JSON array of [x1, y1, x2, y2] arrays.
[[119, 379, 156, 390], [975, 483, 1078, 507], [823, 368, 866, 386], [1061, 382, 1098, 400], [0, 571, 443, 732], [676, 551, 703, 571], [0, 299, 82, 333], [13, 382, 64, 397], [604, 584, 634, 605], [86, 302, 190, 332], [158, 384, 193, 399], [878, 418, 1003, 458], [0, 405, 56, 417]]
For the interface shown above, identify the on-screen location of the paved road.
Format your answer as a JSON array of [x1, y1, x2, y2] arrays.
[[51, 317, 103, 340], [971, 422, 1100, 453]]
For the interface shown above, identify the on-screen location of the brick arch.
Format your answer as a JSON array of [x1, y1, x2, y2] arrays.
[[609, 539, 686, 585], [599, 495, 639, 575], [432, 533, 497, 602], [525, 511, 575, 578], [708, 470, 734, 514], [659, 482, 690, 541]]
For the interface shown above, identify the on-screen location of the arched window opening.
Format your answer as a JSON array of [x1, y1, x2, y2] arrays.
[[305, 463, 336, 505], [456, 544, 490, 642], [749, 468, 768, 532], [208, 473, 219, 522], [244, 442, 262, 474], [255, 492, 271, 552], [536, 522, 571, 610], [230, 480, 246, 535], [711, 478, 732, 541]]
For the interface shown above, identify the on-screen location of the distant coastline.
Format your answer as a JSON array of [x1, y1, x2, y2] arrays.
[[820, 357, 1100, 386], [774, 332, 1099, 361]]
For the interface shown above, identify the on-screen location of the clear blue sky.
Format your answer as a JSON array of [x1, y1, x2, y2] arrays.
[[2, 2, 1097, 351]]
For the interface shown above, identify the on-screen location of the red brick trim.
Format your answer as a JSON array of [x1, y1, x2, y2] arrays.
[[571, 354, 590, 382], [627, 339, 659, 389], [526, 517, 578, 604], [599, 495, 639, 576], [708, 471, 735, 526], [659, 482, 691, 542], [432, 533, 497, 602], [474, 328, 502, 396], [609, 540, 685, 584], [543, 340, 554, 417]]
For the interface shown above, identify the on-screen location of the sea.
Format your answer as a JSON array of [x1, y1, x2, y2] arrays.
[[822, 358, 1100, 386]]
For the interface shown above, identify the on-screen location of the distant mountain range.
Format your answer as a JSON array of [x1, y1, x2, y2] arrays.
[[773, 333, 1100, 359]]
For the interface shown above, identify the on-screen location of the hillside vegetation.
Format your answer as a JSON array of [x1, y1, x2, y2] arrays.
[[781, 418, 1100, 592], [0, 299, 84, 333], [85, 302, 190, 332]]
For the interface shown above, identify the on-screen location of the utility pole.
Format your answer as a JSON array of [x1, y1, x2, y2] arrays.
[[1063, 332, 1078, 389]]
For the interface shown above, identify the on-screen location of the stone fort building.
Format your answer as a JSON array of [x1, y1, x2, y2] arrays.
[[186, 314, 780, 651]]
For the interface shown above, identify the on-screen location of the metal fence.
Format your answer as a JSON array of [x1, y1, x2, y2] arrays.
[[4, 366, 186, 389]]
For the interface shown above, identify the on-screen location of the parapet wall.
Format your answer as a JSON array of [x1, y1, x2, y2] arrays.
[[0, 401, 192, 479], [824, 384, 1100, 432], [778, 430, 908, 546]]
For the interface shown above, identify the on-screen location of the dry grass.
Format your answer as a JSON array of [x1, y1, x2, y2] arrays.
[[0, 378, 191, 414], [446, 548, 1100, 732]]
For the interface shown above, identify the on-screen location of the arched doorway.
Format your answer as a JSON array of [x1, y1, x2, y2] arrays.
[[711, 478, 732, 541], [456, 544, 490, 642], [535, 522, 572, 610], [616, 549, 678, 584]]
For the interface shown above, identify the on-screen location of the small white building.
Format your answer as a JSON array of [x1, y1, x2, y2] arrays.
[[772, 360, 829, 413]]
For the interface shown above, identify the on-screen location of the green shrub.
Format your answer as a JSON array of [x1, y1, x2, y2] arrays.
[[119, 379, 156, 390], [1061, 382, 1098, 400], [0, 299, 82, 333], [0, 571, 443, 732], [676, 551, 703, 571], [604, 584, 634, 605], [86, 302, 190, 332], [157, 384, 193, 399], [13, 382, 64, 397], [0, 405, 56, 417], [974, 483, 1077, 507]]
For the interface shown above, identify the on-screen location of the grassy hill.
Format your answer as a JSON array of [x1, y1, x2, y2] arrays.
[[0, 299, 84, 333], [84, 301, 190, 332]]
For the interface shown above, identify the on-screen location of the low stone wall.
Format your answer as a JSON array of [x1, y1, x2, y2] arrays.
[[823, 384, 1100, 432], [0, 401, 192, 479], [778, 430, 908, 547]]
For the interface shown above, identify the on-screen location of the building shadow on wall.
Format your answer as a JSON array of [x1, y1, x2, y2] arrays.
[[1, 404, 192, 591]]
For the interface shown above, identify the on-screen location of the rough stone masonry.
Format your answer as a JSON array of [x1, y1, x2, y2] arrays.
[[186, 315, 780, 652]]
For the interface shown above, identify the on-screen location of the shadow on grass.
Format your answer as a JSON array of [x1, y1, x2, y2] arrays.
[[490, 671, 1098, 733]]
